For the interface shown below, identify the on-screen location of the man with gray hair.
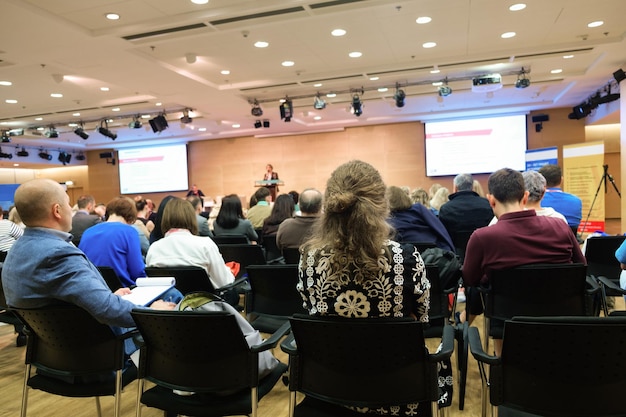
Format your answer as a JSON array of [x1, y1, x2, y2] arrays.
[[276, 188, 322, 250], [438, 173, 493, 261]]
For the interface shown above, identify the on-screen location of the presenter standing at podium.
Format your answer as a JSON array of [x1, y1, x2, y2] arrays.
[[264, 164, 279, 202]]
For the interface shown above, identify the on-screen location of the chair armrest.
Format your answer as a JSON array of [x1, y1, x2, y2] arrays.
[[596, 275, 626, 294], [116, 327, 141, 341], [585, 275, 603, 295], [250, 321, 291, 353], [467, 324, 500, 365], [280, 332, 297, 355], [215, 275, 249, 293], [429, 323, 455, 363]]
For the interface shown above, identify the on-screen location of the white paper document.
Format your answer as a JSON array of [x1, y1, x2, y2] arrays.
[[122, 277, 176, 306]]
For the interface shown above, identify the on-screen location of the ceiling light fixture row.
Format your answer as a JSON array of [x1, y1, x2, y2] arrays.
[[568, 68, 623, 120]]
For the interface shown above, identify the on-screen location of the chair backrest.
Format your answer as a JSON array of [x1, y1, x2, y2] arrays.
[[145, 266, 215, 295], [451, 230, 475, 263], [425, 263, 449, 323], [492, 316, 626, 416], [97, 266, 124, 291], [584, 235, 626, 282], [287, 314, 439, 408], [261, 234, 281, 262], [131, 309, 254, 392], [484, 263, 589, 321], [281, 247, 301, 264], [212, 235, 250, 245], [218, 244, 267, 279], [245, 264, 306, 318], [13, 305, 125, 374]]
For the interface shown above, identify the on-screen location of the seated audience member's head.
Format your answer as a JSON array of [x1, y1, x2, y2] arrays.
[[453, 173, 474, 192], [298, 188, 323, 216], [216, 194, 244, 228], [254, 187, 271, 203], [386, 186, 412, 212], [410, 188, 430, 207], [161, 197, 199, 235], [77, 195, 95, 211], [538, 164, 562, 188], [522, 170, 547, 204], [487, 168, 527, 206], [106, 197, 137, 224], [472, 180, 485, 197], [305, 160, 390, 270], [14, 179, 72, 230], [288, 190, 299, 205], [429, 187, 450, 211], [186, 196, 203, 214]]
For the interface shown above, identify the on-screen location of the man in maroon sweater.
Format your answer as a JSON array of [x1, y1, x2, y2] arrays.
[[462, 168, 586, 326]]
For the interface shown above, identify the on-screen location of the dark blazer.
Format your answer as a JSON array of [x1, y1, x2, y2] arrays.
[[70, 211, 102, 246]]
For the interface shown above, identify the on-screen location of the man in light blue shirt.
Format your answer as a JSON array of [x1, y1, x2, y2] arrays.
[[538, 164, 582, 230]]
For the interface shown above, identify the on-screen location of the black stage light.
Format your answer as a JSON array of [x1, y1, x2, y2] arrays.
[[515, 77, 531, 88], [254, 120, 262, 129], [263, 120, 270, 128], [75, 152, 86, 161], [280, 99, 293, 122], [351, 94, 363, 117], [0, 148, 12, 159], [39, 151, 52, 161], [438, 85, 452, 96], [58, 151, 71, 165], [98, 126, 117, 140], [149, 115, 169, 133], [393, 88, 406, 108], [16, 147, 29, 157], [251, 101, 263, 117], [313, 94, 326, 110], [74, 127, 89, 140], [614, 68, 626, 83], [568, 102, 592, 120], [1, 132, 10, 143], [45, 127, 59, 138], [180, 109, 193, 124], [128, 117, 142, 129]]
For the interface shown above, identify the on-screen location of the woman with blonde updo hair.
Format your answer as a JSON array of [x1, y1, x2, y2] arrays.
[[298, 160, 452, 415]]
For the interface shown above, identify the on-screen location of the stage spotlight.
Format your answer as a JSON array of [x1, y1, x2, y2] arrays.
[[180, 109, 193, 124], [515, 68, 531, 89], [393, 86, 406, 108], [251, 100, 263, 117], [45, 127, 59, 138], [568, 102, 592, 120], [614, 68, 626, 83], [1, 132, 10, 143], [98, 121, 117, 140], [58, 151, 71, 165], [351, 94, 363, 117], [438, 85, 452, 96], [128, 116, 142, 129], [75, 152, 86, 161], [74, 126, 89, 140], [313, 94, 326, 110], [149, 114, 169, 133], [254, 120, 262, 129], [263, 120, 270, 128], [0, 148, 12, 159], [39, 150, 52, 161], [280, 98, 293, 122], [16, 147, 29, 157]]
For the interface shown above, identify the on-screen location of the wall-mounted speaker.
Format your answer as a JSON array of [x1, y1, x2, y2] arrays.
[[99, 152, 113, 159], [531, 114, 549, 123]]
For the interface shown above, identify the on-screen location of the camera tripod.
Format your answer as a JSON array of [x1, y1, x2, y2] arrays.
[[580, 164, 621, 236]]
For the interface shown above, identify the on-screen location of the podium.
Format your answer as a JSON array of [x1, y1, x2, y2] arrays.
[[255, 180, 284, 201]]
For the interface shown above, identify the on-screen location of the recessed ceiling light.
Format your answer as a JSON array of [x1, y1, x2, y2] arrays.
[[156, 102, 162, 106], [314, 83, 322, 87], [141, 114, 151, 119], [282, 61, 295, 67], [509, 4, 526, 11], [5, 99, 17, 104], [430, 68, 440, 74], [37, 127, 44, 131], [378, 87, 388, 92], [331, 29, 346, 37], [50, 93, 63, 98], [100, 87, 109, 91], [191, 0, 209, 4], [588, 21, 604, 28], [551, 69, 563, 74], [563, 55, 574, 59], [314, 116, 322, 120], [68, 123, 78, 127], [369, 76, 379, 81], [0, 81, 12, 86], [73, 113, 80, 117], [198, 127, 207, 132], [232, 124, 240, 128], [349, 51, 362, 58], [35, 117, 43, 121], [422, 42, 437, 48], [326, 93, 337, 98], [501, 32, 516, 39], [416, 16, 432, 24], [112, 107, 120, 112], [105, 13, 120, 20], [432, 82, 443, 87], [254, 41, 269, 48], [221, 70, 230, 75]]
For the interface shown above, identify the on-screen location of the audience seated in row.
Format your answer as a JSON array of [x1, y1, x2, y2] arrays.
[[538, 163, 583, 230], [262, 194, 295, 237], [213, 194, 258, 244], [276, 188, 322, 251], [70, 194, 101, 246], [246, 187, 272, 229], [186, 195, 213, 237]]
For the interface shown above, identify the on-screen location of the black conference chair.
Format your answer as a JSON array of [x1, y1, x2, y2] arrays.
[[480, 263, 597, 351], [585, 235, 626, 297], [211, 234, 250, 245], [261, 234, 283, 263], [282, 247, 301, 265], [468, 316, 626, 417], [282, 314, 454, 417], [244, 264, 307, 333], [131, 309, 289, 417], [97, 266, 124, 291], [0, 278, 26, 346], [12, 305, 138, 417], [218, 243, 267, 279]]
